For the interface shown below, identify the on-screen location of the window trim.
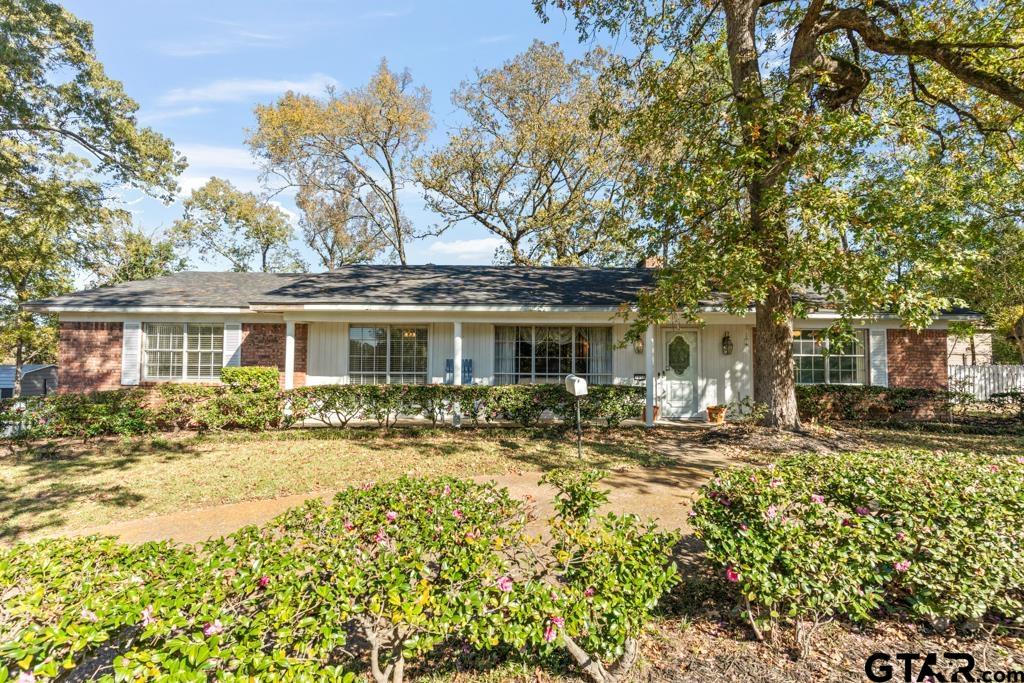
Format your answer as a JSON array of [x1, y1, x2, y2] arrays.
[[142, 322, 224, 383], [347, 325, 429, 385], [792, 329, 868, 386], [494, 325, 614, 386]]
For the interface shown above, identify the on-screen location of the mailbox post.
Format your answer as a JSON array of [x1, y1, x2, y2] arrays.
[[564, 374, 588, 459]]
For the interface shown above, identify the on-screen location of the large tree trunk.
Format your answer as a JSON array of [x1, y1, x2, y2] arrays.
[[753, 286, 800, 429]]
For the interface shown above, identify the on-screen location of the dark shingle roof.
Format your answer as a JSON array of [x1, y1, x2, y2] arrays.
[[27, 267, 658, 310]]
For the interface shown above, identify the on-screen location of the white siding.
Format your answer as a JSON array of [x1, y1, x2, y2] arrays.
[[429, 323, 454, 384], [121, 321, 141, 385], [698, 324, 753, 411], [463, 323, 494, 385], [306, 322, 348, 385], [612, 323, 645, 385]]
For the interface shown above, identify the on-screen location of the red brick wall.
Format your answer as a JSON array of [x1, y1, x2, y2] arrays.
[[887, 329, 948, 390], [240, 323, 307, 387], [58, 322, 123, 393]]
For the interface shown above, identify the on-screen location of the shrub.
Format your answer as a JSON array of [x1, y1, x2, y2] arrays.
[[795, 385, 948, 422], [220, 365, 280, 393], [992, 391, 1024, 420], [152, 383, 219, 431], [0, 390, 154, 440], [1, 475, 679, 683], [693, 450, 1024, 635], [287, 384, 366, 427]]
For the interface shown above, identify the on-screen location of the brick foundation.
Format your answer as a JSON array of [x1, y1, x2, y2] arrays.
[[240, 323, 307, 388], [886, 329, 948, 390], [58, 322, 123, 393]]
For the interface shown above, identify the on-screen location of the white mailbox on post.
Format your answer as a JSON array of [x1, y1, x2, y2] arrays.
[[564, 374, 588, 397]]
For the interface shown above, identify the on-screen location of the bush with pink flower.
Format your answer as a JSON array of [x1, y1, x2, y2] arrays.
[[1, 473, 677, 683], [692, 449, 1024, 636]]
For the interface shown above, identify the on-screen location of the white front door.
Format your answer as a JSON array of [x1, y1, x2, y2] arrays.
[[662, 330, 698, 418]]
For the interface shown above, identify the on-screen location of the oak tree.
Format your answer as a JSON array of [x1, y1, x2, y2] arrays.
[[536, 0, 1024, 428], [249, 60, 432, 265]]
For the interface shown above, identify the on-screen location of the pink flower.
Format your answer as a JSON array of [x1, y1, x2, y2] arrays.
[[855, 506, 871, 516], [769, 478, 783, 489], [895, 532, 907, 542], [258, 575, 270, 588], [443, 484, 452, 496], [739, 523, 749, 531], [343, 520, 355, 532], [764, 505, 779, 521], [373, 530, 388, 544], [842, 518, 854, 527], [543, 624, 557, 643], [550, 616, 565, 627], [894, 560, 911, 573], [453, 509, 465, 520], [140, 605, 157, 627], [989, 464, 1000, 473], [688, 510, 697, 518], [81, 608, 99, 623], [718, 496, 732, 507], [810, 494, 825, 504], [385, 510, 398, 522], [725, 567, 741, 583], [584, 587, 595, 598], [1016, 457, 1024, 465], [496, 576, 514, 592], [18, 671, 35, 683], [203, 619, 224, 637]]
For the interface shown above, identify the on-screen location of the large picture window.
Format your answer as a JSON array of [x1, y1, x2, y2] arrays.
[[792, 330, 867, 385], [494, 326, 612, 385], [348, 326, 428, 385], [143, 323, 223, 381]]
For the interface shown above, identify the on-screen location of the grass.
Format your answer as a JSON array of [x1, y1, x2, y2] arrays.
[[0, 426, 668, 544]]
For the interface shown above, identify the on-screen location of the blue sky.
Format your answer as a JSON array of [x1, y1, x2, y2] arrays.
[[64, 0, 600, 268]]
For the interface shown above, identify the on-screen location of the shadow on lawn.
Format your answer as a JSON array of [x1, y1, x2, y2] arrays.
[[0, 437, 195, 544]]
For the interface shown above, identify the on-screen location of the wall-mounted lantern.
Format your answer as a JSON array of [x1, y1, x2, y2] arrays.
[[633, 338, 645, 355], [721, 332, 734, 356]]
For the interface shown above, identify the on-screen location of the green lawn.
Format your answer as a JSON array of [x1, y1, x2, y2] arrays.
[[0, 427, 668, 544]]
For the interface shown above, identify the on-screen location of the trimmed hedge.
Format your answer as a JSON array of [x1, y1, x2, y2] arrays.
[[693, 450, 1024, 633], [795, 384, 950, 422], [0, 474, 678, 683], [0, 376, 646, 440]]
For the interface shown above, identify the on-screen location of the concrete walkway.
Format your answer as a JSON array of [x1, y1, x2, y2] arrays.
[[75, 438, 732, 545]]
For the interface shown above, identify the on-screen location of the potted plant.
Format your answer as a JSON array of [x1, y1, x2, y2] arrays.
[[707, 404, 727, 424]]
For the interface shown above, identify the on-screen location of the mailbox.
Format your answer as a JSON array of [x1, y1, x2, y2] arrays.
[[564, 374, 588, 397]]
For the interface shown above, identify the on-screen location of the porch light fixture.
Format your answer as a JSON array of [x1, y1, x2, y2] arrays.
[[721, 332, 734, 356], [633, 338, 644, 354]]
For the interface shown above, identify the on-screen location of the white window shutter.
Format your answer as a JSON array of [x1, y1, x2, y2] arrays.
[[121, 321, 142, 385], [868, 329, 888, 387], [223, 322, 242, 367]]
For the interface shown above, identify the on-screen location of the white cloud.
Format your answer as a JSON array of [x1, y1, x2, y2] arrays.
[[424, 237, 504, 263], [361, 7, 414, 19], [138, 106, 211, 123], [154, 27, 287, 57], [159, 73, 337, 105]]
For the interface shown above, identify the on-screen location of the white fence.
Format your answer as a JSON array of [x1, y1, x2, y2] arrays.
[[948, 365, 1024, 401]]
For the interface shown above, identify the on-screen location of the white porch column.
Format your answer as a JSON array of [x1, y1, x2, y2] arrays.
[[284, 321, 296, 390], [645, 324, 656, 426], [452, 321, 463, 386]]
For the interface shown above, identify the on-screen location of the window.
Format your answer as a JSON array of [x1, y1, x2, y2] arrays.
[[348, 326, 427, 385], [143, 323, 223, 381], [494, 326, 612, 385], [792, 330, 867, 385]]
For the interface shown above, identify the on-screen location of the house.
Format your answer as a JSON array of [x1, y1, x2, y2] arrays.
[[24, 266, 974, 423], [0, 364, 58, 398]]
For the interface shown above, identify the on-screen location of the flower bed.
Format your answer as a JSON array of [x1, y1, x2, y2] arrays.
[[692, 450, 1024, 637], [0, 474, 678, 683]]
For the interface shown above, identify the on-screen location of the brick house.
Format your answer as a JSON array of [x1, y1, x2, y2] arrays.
[[25, 266, 975, 423]]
